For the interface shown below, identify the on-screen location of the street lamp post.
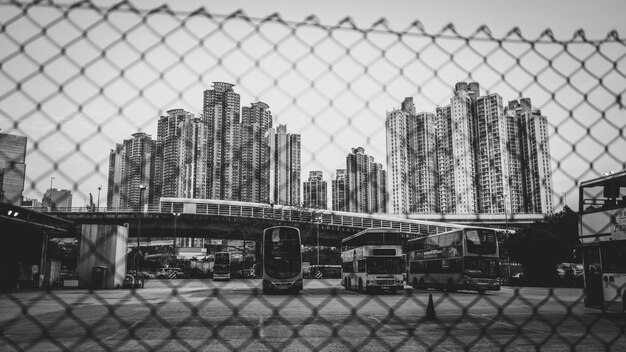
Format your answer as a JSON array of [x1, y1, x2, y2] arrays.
[[242, 230, 246, 278], [316, 214, 320, 268], [48, 176, 55, 210], [499, 192, 511, 281], [97, 185, 101, 212], [173, 212, 181, 263], [137, 185, 147, 275]]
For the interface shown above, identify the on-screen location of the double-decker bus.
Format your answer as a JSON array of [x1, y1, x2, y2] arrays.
[[213, 252, 231, 281], [262, 226, 303, 294], [341, 228, 410, 294], [579, 170, 626, 312], [406, 227, 500, 294]]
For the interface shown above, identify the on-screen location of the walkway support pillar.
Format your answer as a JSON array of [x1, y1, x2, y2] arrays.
[[78, 224, 128, 289]]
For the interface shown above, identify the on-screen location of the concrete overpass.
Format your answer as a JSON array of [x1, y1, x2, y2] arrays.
[[10, 198, 538, 289], [47, 198, 537, 244], [47, 197, 527, 247]]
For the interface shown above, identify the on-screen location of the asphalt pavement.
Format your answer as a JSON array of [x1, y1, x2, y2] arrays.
[[1, 279, 625, 351]]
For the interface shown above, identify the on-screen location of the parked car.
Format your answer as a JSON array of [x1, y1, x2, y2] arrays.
[[572, 264, 584, 277], [556, 263, 575, 279], [571, 264, 584, 287], [156, 268, 186, 279], [509, 272, 525, 286], [139, 271, 155, 279], [122, 274, 144, 288]]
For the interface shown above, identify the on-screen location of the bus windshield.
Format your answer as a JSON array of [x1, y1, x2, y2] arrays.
[[264, 228, 301, 279], [366, 257, 404, 274], [464, 257, 499, 278], [215, 253, 229, 265], [465, 229, 497, 255], [580, 175, 626, 213]]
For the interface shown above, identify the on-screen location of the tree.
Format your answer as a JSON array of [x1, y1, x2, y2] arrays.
[[47, 239, 79, 271], [504, 227, 570, 286], [503, 206, 580, 286], [537, 206, 580, 262], [302, 246, 341, 266]]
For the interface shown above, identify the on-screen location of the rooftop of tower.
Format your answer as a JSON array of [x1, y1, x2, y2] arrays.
[[251, 101, 270, 109], [212, 82, 235, 89]]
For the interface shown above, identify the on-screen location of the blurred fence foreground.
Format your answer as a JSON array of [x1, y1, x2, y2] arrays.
[[1, 0, 626, 351]]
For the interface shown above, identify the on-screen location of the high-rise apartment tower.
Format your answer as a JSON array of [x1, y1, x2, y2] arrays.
[[303, 171, 327, 209]]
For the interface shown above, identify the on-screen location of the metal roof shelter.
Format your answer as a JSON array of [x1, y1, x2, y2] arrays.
[[0, 202, 74, 235]]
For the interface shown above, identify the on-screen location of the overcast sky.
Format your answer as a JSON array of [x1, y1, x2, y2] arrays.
[[1, 0, 625, 210]]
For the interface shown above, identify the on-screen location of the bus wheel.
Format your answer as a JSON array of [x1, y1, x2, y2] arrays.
[[358, 279, 364, 293], [419, 278, 425, 289], [412, 278, 418, 289], [446, 278, 456, 293], [347, 278, 351, 291]]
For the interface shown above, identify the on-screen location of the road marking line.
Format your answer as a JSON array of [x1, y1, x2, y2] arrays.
[[258, 317, 264, 339], [102, 320, 141, 341], [369, 316, 407, 336], [470, 314, 547, 334]]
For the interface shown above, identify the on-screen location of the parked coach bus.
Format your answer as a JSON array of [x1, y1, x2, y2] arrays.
[[579, 170, 626, 312], [262, 226, 303, 294], [213, 252, 231, 281], [341, 228, 413, 294], [406, 227, 501, 294]]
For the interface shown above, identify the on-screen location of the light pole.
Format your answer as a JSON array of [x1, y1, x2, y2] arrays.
[[317, 222, 320, 268], [173, 212, 181, 262], [137, 184, 147, 275], [48, 176, 55, 210], [242, 230, 247, 278], [97, 185, 101, 212], [315, 211, 321, 268], [499, 192, 511, 281]]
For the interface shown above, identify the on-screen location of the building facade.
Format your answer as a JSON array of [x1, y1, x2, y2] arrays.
[[386, 101, 411, 214], [107, 132, 155, 210], [239, 102, 273, 203], [346, 147, 387, 214], [410, 112, 438, 213], [268, 124, 301, 206], [203, 82, 241, 201], [156, 109, 204, 200], [0, 132, 27, 205], [474, 93, 510, 214], [332, 169, 348, 211], [506, 99, 554, 214], [447, 82, 478, 214], [42, 188, 73, 211], [303, 171, 327, 209], [386, 82, 553, 215]]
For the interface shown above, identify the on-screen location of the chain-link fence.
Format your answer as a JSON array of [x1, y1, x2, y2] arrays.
[[1, 0, 626, 351]]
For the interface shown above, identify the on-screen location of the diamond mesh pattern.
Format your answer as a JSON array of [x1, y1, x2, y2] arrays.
[[1, 1, 626, 351]]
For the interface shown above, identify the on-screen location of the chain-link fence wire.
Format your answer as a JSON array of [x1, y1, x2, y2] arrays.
[[1, 0, 626, 351]]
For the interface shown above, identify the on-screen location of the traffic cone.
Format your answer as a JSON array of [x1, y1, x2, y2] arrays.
[[425, 293, 437, 320]]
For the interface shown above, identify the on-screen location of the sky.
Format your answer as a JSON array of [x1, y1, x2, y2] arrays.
[[1, 0, 625, 211]]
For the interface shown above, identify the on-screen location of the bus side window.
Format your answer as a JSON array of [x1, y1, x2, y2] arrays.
[[357, 259, 366, 273], [442, 234, 453, 247], [452, 232, 462, 246]]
